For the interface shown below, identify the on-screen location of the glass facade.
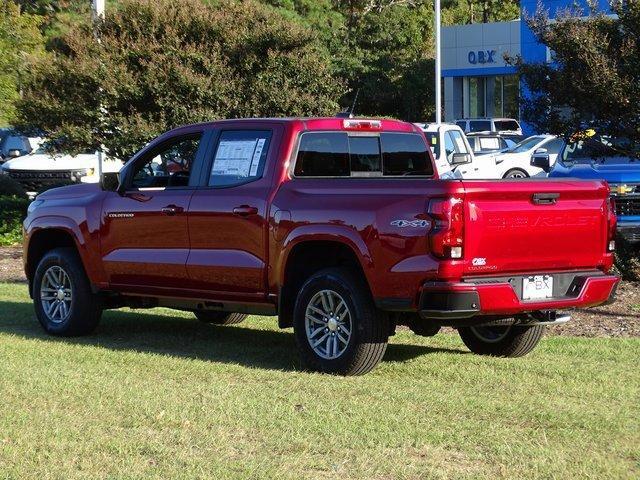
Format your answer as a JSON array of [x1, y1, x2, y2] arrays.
[[468, 77, 486, 117], [466, 75, 519, 119]]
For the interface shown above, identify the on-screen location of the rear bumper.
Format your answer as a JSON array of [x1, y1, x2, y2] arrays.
[[617, 221, 640, 243], [419, 273, 619, 320]]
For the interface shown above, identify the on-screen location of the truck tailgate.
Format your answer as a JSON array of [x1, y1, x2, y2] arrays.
[[461, 179, 610, 275]]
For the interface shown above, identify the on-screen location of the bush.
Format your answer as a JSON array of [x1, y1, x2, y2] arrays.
[[0, 175, 27, 198], [615, 240, 640, 282], [17, 0, 345, 160], [0, 195, 29, 246]]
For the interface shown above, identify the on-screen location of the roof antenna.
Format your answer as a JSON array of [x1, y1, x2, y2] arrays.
[[336, 88, 360, 118]]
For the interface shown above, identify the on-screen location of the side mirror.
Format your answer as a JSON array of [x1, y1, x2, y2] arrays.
[[531, 152, 551, 172], [451, 152, 472, 165], [534, 147, 548, 155], [101, 171, 123, 194], [8, 149, 21, 158]]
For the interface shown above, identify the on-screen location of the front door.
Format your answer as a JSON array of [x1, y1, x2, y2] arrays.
[[186, 127, 280, 302], [101, 132, 206, 292]]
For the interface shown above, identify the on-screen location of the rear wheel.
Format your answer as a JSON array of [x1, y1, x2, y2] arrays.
[[458, 324, 544, 357], [194, 311, 247, 325], [293, 267, 389, 375], [33, 247, 102, 336], [503, 169, 529, 179]]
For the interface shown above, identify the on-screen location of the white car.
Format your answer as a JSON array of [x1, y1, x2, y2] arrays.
[[416, 123, 473, 179], [1, 145, 121, 193], [479, 135, 564, 179]]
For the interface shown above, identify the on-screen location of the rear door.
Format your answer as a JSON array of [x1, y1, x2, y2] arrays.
[[185, 124, 283, 301], [461, 179, 609, 275]]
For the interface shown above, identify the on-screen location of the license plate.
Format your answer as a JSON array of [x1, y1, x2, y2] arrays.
[[522, 275, 554, 300]]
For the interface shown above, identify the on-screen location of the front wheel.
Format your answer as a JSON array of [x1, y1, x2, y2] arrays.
[[33, 247, 102, 336], [458, 324, 544, 357], [293, 267, 389, 375], [503, 168, 529, 179]]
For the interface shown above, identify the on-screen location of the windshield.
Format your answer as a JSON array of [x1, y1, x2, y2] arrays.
[[507, 136, 546, 154], [562, 135, 639, 164]]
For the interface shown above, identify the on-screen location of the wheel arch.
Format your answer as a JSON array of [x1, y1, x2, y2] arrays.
[[25, 219, 94, 297], [502, 167, 529, 179], [276, 235, 373, 329]]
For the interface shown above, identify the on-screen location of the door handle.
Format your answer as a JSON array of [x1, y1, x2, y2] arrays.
[[233, 205, 258, 217], [161, 205, 183, 215], [532, 193, 560, 205]]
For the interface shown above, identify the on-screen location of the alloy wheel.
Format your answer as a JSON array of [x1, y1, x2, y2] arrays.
[[40, 266, 72, 324], [304, 289, 353, 360]]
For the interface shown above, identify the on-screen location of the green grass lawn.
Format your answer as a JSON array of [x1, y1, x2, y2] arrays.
[[0, 283, 638, 479]]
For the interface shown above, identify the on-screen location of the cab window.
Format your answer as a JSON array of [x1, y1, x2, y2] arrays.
[[131, 134, 202, 189], [208, 130, 272, 187], [444, 130, 468, 163]]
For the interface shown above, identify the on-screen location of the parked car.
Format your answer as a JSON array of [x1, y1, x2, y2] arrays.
[[455, 117, 523, 136], [539, 131, 640, 243], [417, 122, 472, 178], [23, 117, 618, 375], [482, 135, 564, 179], [1, 144, 121, 193], [466, 133, 514, 156], [0, 134, 42, 163]]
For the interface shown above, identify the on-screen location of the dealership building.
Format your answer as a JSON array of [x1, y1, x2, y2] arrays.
[[441, 0, 611, 134]]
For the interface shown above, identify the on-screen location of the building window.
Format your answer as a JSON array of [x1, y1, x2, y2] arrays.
[[469, 77, 486, 117], [502, 75, 519, 119]]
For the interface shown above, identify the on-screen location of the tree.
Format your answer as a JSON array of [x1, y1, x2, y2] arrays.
[[0, 2, 44, 125], [17, 0, 344, 159], [442, 0, 520, 25], [514, 0, 640, 143]]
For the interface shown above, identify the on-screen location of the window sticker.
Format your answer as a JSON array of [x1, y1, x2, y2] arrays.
[[212, 140, 259, 177], [249, 138, 266, 176]]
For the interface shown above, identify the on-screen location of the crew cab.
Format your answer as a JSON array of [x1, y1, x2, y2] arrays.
[[24, 117, 619, 375]]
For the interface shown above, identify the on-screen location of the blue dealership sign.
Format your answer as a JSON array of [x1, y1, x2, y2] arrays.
[[468, 50, 497, 64]]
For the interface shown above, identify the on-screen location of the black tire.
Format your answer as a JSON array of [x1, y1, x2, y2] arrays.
[[503, 168, 529, 179], [458, 324, 544, 357], [293, 267, 389, 375], [33, 247, 101, 336], [194, 311, 247, 325]]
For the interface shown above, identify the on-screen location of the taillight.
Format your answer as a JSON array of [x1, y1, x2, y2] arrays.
[[428, 197, 464, 259], [607, 197, 617, 252]]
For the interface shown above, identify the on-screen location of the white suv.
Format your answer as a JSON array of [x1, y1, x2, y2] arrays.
[[455, 118, 523, 136]]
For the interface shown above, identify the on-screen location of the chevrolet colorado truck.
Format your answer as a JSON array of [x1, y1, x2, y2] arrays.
[[23, 117, 619, 375]]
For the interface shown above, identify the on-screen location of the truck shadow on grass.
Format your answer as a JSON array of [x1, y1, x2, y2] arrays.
[[0, 301, 467, 372]]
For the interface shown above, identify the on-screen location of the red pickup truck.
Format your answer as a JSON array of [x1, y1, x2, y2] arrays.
[[23, 117, 619, 375]]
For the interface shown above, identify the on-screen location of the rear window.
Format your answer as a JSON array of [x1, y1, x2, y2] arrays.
[[294, 132, 433, 177], [294, 133, 349, 177], [494, 120, 520, 131], [469, 121, 492, 132], [382, 133, 434, 176]]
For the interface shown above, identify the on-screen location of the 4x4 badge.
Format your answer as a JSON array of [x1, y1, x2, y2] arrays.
[[390, 219, 430, 228]]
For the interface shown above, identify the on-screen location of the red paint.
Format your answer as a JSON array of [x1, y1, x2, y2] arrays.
[[24, 117, 618, 321]]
